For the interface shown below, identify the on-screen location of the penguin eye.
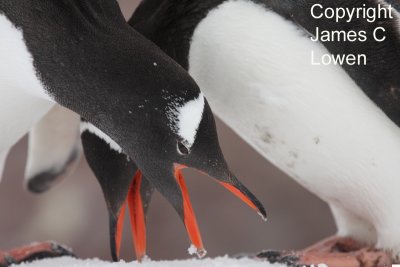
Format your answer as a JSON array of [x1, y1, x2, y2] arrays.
[[177, 141, 190, 155]]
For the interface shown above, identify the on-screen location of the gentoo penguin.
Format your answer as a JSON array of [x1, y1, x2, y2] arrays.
[[130, 0, 400, 266], [0, 0, 265, 265]]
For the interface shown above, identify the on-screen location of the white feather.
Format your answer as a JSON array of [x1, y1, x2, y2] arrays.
[[189, 0, 400, 258], [0, 14, 54, 160], [80, 121, 123, 153], [176, 93, 205, 147], [0, 13, 53, 101]]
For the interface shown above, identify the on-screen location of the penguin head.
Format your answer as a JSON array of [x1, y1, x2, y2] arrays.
[[81, 81, 266, 259], [126, 83, 266, 212]]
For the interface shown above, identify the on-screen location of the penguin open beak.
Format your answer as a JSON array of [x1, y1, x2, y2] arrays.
[[94, 158, 265, 261], [84, 130, 265, 261], [81, 129, 154, 262], [171, 163, 267, 258], [111, 154, 265, 260], [174, 164, 205, 257], [110, 170, 145, 261], [110, 171, 153, 262], [109, 165, 206, 261]]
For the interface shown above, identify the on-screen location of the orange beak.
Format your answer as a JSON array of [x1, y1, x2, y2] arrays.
[[172, 164, 266, 258], [219, 182, 266, 220], [115, 171, 147, 261], [174, 164, 206, 258], [113, 165, 266, 261]]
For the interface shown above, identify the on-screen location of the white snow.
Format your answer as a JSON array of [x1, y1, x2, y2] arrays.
[[13, 256, 286, 267], [188, 244, 198, 256], [187, 245, 207, 258]]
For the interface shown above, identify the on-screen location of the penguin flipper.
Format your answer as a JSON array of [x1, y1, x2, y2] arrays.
[[24, 105, 81, 194]]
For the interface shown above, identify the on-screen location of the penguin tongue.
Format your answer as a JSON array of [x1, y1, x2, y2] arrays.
[[174, 165, 206, 258], [115, 171, 147, 261]]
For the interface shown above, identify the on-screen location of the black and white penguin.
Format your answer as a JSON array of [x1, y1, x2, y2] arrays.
[[0, 1, 265, 265], [130, 0, 400, 266]]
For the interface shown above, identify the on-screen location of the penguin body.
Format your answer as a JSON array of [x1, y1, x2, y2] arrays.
[[187, 0, 393, 248], [131, 0, 400, 261]]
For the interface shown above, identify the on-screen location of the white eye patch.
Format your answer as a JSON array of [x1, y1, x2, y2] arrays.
[[168, 93, 205, 147]]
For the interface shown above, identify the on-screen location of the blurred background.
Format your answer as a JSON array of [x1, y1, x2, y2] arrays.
[[0, 0, 335, 262]]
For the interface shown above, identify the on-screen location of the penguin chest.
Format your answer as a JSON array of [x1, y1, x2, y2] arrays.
[[188, 0, 400, 216], [0, 13, 54, 150]]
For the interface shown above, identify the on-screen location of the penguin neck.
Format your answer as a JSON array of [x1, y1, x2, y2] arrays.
[[130, 0, 226, 69]]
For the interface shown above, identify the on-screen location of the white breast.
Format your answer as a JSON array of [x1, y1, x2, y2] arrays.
[[188, 0, 400, 254], [0, 14, 54, 158]]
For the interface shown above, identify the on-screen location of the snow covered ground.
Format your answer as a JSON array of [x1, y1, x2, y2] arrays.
[[14, 256, 286, 267]]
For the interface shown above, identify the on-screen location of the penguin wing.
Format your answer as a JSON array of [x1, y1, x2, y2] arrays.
[[25, 105, 81, 193]]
